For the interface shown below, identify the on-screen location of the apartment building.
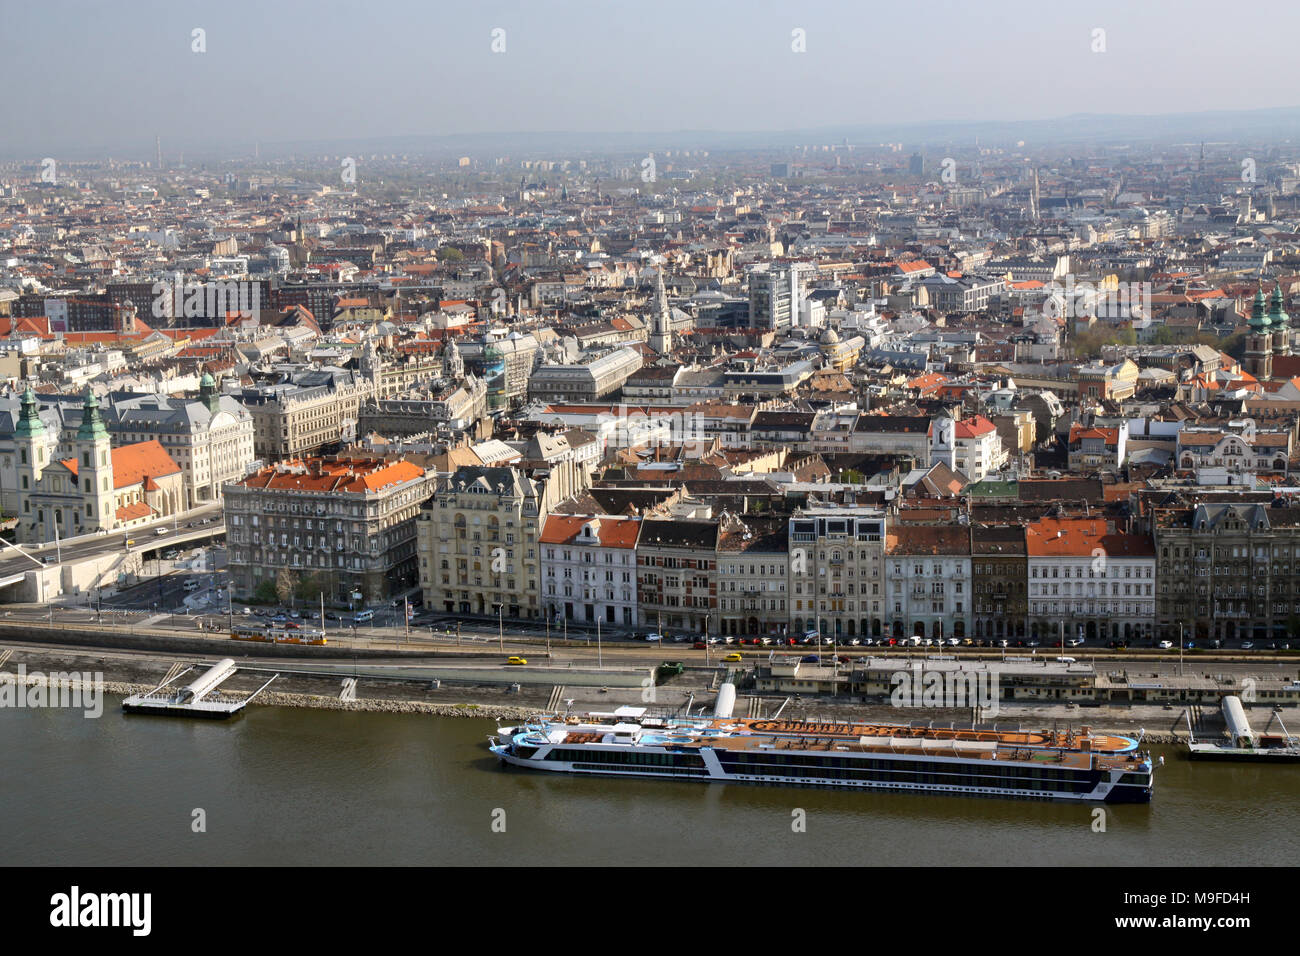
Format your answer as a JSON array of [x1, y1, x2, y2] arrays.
[[1154, 502, 1300, 644], [225, 456, 434, 606], [540, 514, 641, 628], [418, 461, 588, 621], [790, 504, 887, 639], [970, 525, 1028, 641], [1026, 517, 1155, 643], [636, 518, 719, 636], [238, 368, 374, 460], [717, 515, 790, 637], [885, 525, 971, 640]]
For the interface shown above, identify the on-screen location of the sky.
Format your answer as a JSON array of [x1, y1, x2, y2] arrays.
[[3, 0, 1298, 159]]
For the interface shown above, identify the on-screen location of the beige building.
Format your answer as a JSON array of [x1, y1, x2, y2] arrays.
[[418, 460, 589, 620], [238, 367, 375, 460]]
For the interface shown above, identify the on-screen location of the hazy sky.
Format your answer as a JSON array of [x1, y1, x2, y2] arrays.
[[3, 0, 1298, 158]]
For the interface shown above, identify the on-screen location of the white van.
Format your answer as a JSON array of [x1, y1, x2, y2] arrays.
[[354, 609, 374, 623]]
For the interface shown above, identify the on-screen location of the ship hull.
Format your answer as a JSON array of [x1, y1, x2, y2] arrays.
[[490, 744, 1152, 804]]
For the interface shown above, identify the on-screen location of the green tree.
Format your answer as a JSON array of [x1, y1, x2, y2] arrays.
[[253, 580, 277, 604]]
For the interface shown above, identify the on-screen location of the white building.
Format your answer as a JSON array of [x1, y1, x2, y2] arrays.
[[540, 514, 641, 629]]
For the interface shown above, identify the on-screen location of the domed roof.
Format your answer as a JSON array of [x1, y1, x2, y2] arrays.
[[819, 327, 841, 345]]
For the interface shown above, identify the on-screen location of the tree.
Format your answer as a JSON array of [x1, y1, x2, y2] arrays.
[[253, 580, 277, 604], [295, 572, 325, 602], [438, 246, 464, 262], [275, 568, 298, 606]]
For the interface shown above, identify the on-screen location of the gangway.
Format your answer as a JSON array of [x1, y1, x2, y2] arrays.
[[123, 658, 277, 719]]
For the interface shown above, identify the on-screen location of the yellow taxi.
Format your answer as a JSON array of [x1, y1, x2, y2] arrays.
[[506, 656, 527, 665], [723, 652, 742, 662]]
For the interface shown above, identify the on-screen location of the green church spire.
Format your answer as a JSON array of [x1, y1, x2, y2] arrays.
[[1249, 286, 1271, 331], [1269, 284, 1290, 329], [14, 387, 44, 439], [76, 388, 108, 443]]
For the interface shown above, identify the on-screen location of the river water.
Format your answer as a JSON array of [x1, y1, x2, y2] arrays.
[[4, 698, 1297, 866]]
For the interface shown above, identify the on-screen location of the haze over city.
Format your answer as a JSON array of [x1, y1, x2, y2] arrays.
[[5, 0, 1300, 158]]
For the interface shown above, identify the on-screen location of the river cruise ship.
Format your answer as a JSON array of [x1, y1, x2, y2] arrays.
[[490, 707, 1154, 803]]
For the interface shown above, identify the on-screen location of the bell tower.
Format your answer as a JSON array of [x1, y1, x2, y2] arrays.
[[1244, 287, 1273, 380], [1269, 284, 1291, 358], [75, 388, 115, 533], [649, 269, 673, 355]]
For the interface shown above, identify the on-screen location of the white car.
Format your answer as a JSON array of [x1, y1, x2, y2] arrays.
[[643, 633, 664, 642], [946, 638, 960, 647], [1067, 638, 1084, 647], [1157, 640, 1173, 649]]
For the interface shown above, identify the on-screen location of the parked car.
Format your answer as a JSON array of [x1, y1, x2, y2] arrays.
[[1241, 641, 1255, 649], [1067, 638, 1084, 647], [692, 641, 707, 650], [643, 633, 663, 642], [1157, 640, 1173, 649]]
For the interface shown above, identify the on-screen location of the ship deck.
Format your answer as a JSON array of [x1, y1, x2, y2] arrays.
[[537, 715, 1147, 772]]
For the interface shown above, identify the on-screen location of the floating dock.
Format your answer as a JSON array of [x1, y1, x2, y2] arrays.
[[122, 658, 277, 719], [1186, 695, 1300, 761]]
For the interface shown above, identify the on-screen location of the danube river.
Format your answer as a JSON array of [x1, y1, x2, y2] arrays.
[[4, 698, 1297, 866]]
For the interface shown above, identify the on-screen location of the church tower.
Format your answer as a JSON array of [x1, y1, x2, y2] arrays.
[[1245, 287, 1273, 380], [14, 387, 45, 540], [1269, 284, 1291, 358], [930, 413, 956, 471], [75, 388, 115, 533], [649, 269, 673, 355]]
